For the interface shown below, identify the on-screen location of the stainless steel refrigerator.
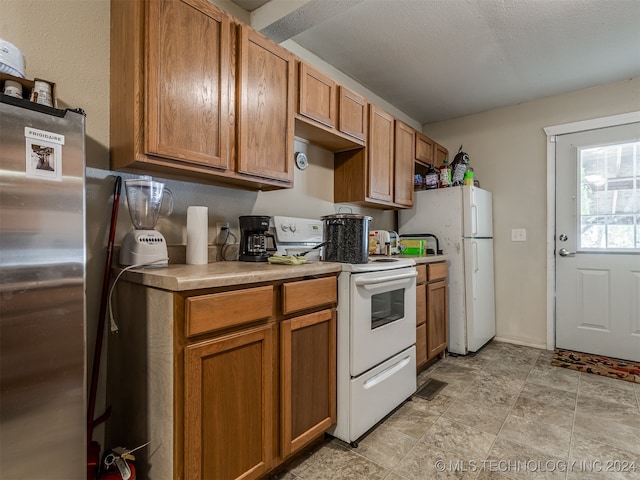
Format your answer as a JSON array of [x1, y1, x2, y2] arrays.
[[0, 96, 86, 478], [399, 185, 496, 355]]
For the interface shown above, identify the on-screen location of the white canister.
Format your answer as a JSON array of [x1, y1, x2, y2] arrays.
[[3, 79, 23, 98], [30, 80, 53, 107]]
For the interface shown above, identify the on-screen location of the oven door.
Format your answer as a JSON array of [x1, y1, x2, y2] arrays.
[[350, 267, 417, 376]]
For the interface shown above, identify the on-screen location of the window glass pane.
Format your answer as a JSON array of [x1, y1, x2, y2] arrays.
[[579, 141, 640, 250]]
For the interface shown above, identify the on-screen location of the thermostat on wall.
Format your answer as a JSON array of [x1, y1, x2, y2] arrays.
[[294, 152, 308, 170]]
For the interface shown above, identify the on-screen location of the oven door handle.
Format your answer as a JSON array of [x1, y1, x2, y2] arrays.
[[363, 355, 412, 389], [353, 270, 418, 286]]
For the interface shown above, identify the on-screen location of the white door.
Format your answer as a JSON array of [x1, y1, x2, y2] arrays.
[[555, 122, 640, 361]]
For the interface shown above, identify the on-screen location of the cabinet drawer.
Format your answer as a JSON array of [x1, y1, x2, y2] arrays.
[[427, 262, 447, 281], [185, 285, 274, 337], [416, 265, 427, 284], [282, 277, 337, 315]]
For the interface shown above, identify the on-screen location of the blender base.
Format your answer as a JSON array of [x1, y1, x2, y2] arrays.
[[120, 230, 169, 267]]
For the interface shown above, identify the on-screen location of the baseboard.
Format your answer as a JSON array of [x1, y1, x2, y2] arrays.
[[493, 336, 548, 351]]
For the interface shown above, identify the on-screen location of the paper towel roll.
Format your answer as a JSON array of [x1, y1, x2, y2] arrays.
[[186, 206, 208, 265]]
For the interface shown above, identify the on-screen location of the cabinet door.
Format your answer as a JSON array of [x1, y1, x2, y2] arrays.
[[184, 323, 275, 480], [416, 323, 428, 368], [427, 279, 448, 359], [237, 26, 295, 183], [367, 105, 394, 203], [298, 62, 336, 128], [416, 283, 426, 327], [338, 86, 367, 141], [280, 309, 336, 457], [434, 142, 448, 168], [146, 0, 229, 168], [415, 132, 434, 165], [394, 120, 415, 207]]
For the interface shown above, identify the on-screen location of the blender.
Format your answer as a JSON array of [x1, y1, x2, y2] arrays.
[[119, 177, 173, 267]]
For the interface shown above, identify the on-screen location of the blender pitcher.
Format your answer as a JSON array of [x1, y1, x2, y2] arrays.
[[120, 177, 173, 267], [124, 178, 173, 230]]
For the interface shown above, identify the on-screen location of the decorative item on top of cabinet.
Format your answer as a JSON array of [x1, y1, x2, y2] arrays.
[[236, 25, 295, 184]]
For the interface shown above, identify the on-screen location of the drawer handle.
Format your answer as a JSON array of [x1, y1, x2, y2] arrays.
[[354, 270, 417, 286], [363, 356, 411, 389]]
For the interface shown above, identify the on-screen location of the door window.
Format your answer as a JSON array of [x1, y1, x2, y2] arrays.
[[579, 140, 640, 250]]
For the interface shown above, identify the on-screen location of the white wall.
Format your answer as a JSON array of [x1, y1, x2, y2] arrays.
[[423, 77, 640, 348]]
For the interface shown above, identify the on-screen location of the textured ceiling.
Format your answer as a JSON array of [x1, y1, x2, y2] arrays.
[[234, 0, 640, 124]]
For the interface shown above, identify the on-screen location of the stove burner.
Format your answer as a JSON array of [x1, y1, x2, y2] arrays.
[[371, 258, 398, 262]]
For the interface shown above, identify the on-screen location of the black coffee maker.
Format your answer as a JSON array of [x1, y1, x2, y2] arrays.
[[239, 215, 277, 262]]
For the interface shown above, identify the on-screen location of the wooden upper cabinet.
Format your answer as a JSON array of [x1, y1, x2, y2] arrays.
[[394, 120, 415, 207], [145, 0, 229, 168], [338, 86, 367, 141], [434, 142, 449, 168], [298, 62, 336, 128], [237, 26, 295, 183], [415, 132, 434, 166], [367, 104, 395, 203]]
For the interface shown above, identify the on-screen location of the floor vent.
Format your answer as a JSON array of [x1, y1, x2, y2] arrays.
[[414, 378, 447, 401]]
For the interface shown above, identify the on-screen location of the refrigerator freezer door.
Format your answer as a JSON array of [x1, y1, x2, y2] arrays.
[[398, 187, 463, 238], [0, 101, 86, 478], [463, 238, 496, 351], [463, 186, 493, 238]]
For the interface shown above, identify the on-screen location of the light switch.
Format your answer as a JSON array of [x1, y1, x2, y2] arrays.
[[511, 228, 527, 242]]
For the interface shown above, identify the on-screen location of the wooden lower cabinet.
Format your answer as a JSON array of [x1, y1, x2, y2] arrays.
[[280, 309, 336, 457], [184, 323, 276, 480], [415, 262, 448, 370], [182, 275, 337, 479], [415, 283, 427, 367], [427, 280, 448, 359]]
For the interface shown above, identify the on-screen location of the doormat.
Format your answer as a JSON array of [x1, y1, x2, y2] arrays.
[[414, 378, 448, 400], [551, 348, 640, 384]]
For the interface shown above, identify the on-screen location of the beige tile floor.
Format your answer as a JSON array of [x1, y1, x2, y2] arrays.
[[271, 340, 640, 480]]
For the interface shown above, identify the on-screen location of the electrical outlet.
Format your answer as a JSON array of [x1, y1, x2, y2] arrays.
[[511, 228, 527, 242], [216, 222, 230, 243]]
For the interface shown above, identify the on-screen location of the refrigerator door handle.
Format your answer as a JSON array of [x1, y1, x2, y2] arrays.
[[473, 240, 479, 273], [471, 204, 478, 236]]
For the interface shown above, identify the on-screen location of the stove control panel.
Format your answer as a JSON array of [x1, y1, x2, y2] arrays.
[[273, 216, 323, 243]]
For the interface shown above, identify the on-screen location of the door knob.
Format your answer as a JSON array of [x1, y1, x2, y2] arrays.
[[558, 248, 575, 257]]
